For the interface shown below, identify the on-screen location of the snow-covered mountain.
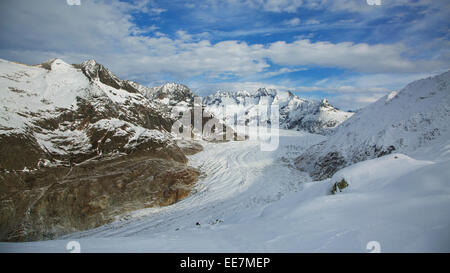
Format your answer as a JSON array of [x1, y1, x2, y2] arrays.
[[203, 88, 353, 134], [294, 70, 450, 180], [146, 83, 194, 106], [0, 58, 185, 169], [0, 58, 203, 241]]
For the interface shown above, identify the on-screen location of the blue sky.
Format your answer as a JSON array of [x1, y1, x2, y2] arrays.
[[0, 0, 449, 110]]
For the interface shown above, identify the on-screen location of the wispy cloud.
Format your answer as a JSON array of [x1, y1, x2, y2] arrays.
[[262, 67, 308, 78], [283, 17, 301, 26]]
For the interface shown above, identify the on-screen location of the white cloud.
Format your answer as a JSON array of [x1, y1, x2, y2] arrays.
[[262, 67, 307, 77], [283, 17, 301, 26], [266, 39, 442, 73], [217, 0, 448, 16], [175, 30, 193, 41], [253, 0, 304, 13], [219, 0, 371, 13], [0, 0, 269, 81], [150, 8, 167, 15], [305, 19, 320, 24]]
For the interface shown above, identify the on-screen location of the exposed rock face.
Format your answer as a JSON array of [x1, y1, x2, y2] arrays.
[[0, 58, 203, 241], [297, 151, 346, 181], [295, 70, 450, 180], [0, 154, 199, 242], [78, 60, 141, 94], [176, 139, 204, 155], [203, 88, 353, 135]]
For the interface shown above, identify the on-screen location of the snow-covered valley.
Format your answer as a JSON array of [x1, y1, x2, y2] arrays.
[[0, 58, 449, 253], [1, 128, 449, 252]]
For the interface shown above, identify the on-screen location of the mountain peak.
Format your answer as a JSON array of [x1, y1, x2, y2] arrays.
[[80, 59, 108, 76], [320, 98, 331, 107], [148, 82, 194, 104], [39, 58, 71, 71], [82, 59, 99, 66], [160, 82, 191, 93], [255, 87, 277, 97]]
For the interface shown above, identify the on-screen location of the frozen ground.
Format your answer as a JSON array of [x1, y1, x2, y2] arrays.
[[1, 129, 449, 252]]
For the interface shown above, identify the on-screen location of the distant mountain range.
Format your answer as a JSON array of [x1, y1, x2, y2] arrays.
[[203, 88, 353, 134]]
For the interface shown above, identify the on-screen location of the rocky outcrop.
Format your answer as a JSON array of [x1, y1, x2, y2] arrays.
[[78, 59, 141, 94]]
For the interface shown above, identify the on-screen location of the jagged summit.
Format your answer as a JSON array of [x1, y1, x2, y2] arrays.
[[80, 59, 118, 82], [211, 88, 281, 98], [203, 88, 352, 134], [76, 59, 140, 93], [156, 82, 192, 96], [254, 87, 278, 96], [146, 83, 195, 105], [81, 59, 98, 66], [80, 59, 111, 77]]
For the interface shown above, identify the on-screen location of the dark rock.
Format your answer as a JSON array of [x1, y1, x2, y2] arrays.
[[330, 178, 349, 194], [311, 152, 347, 181], [0, 153, 199, 242]]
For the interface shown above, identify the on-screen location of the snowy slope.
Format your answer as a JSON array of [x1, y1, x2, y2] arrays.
[[203, 88, 353, 134], [1, 131, 449, 252], [295, 70, 450, 180], [0, 58, 88, 134]]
